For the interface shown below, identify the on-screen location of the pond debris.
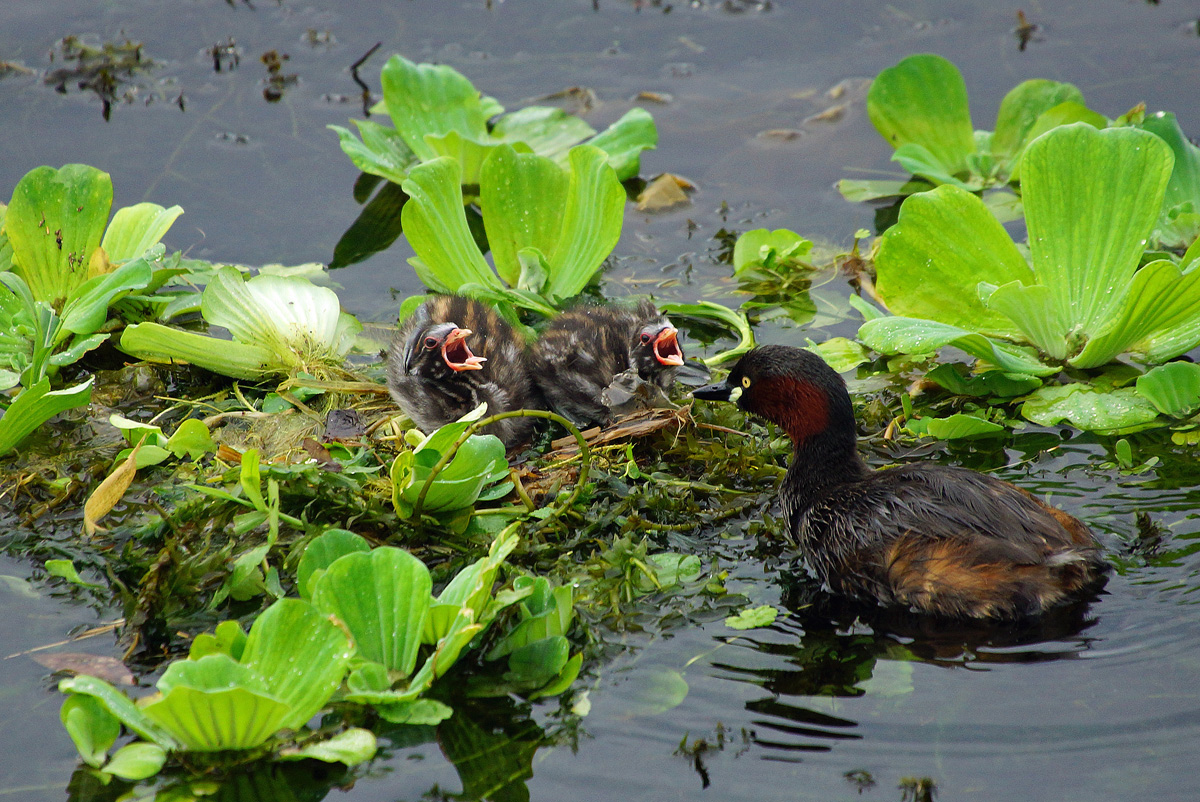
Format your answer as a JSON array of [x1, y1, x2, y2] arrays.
[[528, 85, 597, 113], [1015, 10, 1041, 51], [632, 90, 673, 104], [260, 49, 298, 102], [636, 173, 695, 212], [349, 41, 382, 117], [31, 652, 135, 686], [45, 35, 164, 121], [208, 37, 240, 72]]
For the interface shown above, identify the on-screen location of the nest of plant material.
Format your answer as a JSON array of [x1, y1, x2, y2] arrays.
[[516, 405, 694, 505]]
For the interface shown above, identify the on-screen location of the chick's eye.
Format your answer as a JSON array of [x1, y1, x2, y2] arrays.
[[741, 376, 752, 389], [640, 333, 652, 344], [423, 337, 439, 349]]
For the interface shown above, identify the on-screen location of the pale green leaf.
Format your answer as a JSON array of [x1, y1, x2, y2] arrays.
[[0, 376, 93, 457], [328, 120, 417, 184], [100, 203, 184, 264], [875, 185, 1032, 337], [311, 547, 432, 676], [101, 742, 167, 781], [491, 105, 595, 163], [1135, 362, 1200, 418], [296, 528, 371, 599], [118, 322, 278, 380], [380, 54, 491, 161], [867, 54, 975, 176], [726, 604, 778, 630], [400, 157, 500, 292], [858, 316, 1055, 376], [991, 79, 1086, 161], [582, 107, 658, 180], [60, 694, 120, 768], [480, 145, 570, 287], [1021, 383, 1161, 432], [1022, 124, 1173, 334], [6, 164, 113, 306], [279, 728, 377, 765], [544, 145, 626, 300]]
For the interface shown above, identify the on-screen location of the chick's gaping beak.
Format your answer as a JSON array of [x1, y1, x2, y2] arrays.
[[442, 328, 487, 372], [690, 378, 741, 403], [653, 326, 685, 366]]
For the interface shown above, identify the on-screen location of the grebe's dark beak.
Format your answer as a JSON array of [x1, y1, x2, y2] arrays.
[[691, 378, 738, 402]]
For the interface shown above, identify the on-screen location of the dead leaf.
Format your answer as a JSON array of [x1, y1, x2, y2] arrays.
[[632, 91, 673, 104], [804, 104, 846, 125], [216, 443, 244, 461], [756, 129, 804, 141], [302, 437, 342, 471], [33, 652, 135, 685], [84, 439, 143, 536], [549, 406, 692, 453], [636, 173, 693, 212]]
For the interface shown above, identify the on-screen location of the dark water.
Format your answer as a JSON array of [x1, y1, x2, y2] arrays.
[[3, 1, 1200, 800]]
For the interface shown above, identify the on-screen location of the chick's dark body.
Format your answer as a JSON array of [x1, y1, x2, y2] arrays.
[[531, 299, 683, 428], [387, 295, 543, 448], [695, 345, 1107, 619]]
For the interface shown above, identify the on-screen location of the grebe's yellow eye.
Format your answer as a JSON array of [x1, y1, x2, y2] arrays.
[[741, 376, 752, 389]]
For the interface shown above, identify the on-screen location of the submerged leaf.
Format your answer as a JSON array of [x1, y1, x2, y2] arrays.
[[1135, 362, 1200, 418]]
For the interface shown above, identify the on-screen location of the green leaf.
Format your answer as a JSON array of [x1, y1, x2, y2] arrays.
[[401, 158, 501, 293], [59, 255, 153, 336], [984, 281, 1070, 360], [58, 675, 178, 749], [643, 552, 702, 588], [875, 185, 1033, 337], [991, 79, 1086, 162], [837, 178, 934, 202], [45, 559, 101, 588], [1072, 259, 1200, 367], [732, 228, 813, 274], [806, 337, 869, 373], [60, 694, 120, 768], [582, 107, 659, 181], [925, 364, 1042, 398], [329, 119, 417, 184], [100, 203, 184, 264], [491, 105, 595, 163], [6, 164, 113, 306], [1021, 383, 1161, 432], [0, 376, 93, 457], [297, 528, 371, 599], [726, 604, 778, 630], [858, 316, 1055, 376], [867, 54, 976, 176], [542, 145, 626, 301], [528, 651, 582, 700], [118, 322, 278, 380], [504, 636, 569, 688], [1140, 112, 1200, 216], [101, 742, 167, 781], [239, 598, 355, 730], [142, 676, 291, 750], [480, 145, 570, 287], [279, 728, 378, 765], [311, 547, 432, 676], [920, 413, 1006, 439], [892, 143, 981, 190], [1022, 124, 1173, 335], [165, 419, 216, 460], [380, 54, 491, 162], [1136, 362, 1200, 418], [372, 698, 454, 726]]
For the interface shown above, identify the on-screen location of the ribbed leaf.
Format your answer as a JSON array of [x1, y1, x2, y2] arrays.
[[328, 119, 417, 184], [480, 145, 570, 287], [401, 158, 501, 292], [311, 548, 432, 677], [985, 281, 1069, 360], [380, 55, 491, 161], [491, 105, 595, 163], [0, 376, 93, 457], [867, 54, 975, 176], [874, 185, 1032, 337], [1136, 362, 1200, 418], [545, 145, 625, 300], [991, 79, 1085, 161], [118, 322, 278, 380], [580, 107, 658, 181], [239, 598, 355, 731], [6, 164, 113, 306], [858, 316, 1055, 376], [1023, 124, 1173, 334], [100, 203, 183, 264], [1072, 259, 1200, 367], [141, 684, 291, 751]]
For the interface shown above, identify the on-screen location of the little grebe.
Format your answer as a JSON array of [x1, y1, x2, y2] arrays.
[[692, 345, 1107, 619], [531, 299, 685, 428], [387, 295, 543, 448]]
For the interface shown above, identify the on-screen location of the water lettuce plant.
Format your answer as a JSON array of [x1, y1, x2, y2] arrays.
[[401, 143, 624, 314], [859, 122, 1200, 432], [59, 597, 368, 779], [1139, 111, 1200, 249], [0, 163, 183, 455], [390, 404, 511, 523], [331, 53, 656, 187], [118, 265, 362, 380], [840, 53, 1101, 202]]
